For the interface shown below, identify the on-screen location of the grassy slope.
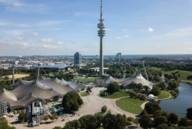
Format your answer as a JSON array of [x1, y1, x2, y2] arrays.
[[116, 98, 144, 114], [105, 91, 129, 99], [74, 76, 97, 83], [165, 70, 192, 80], [1, 73, 30, 80], [148, 67, 192, 82], [80, 91, 89, 97], [158, 90, 172, 99]]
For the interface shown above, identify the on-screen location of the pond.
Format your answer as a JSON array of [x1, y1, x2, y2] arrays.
[[160, 83, 192, 118]]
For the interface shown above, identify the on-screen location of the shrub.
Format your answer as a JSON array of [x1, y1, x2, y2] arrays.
[[168, 80, 179, 90], [144, 102, 161, 114], [62, 91, 83, 113], [100, 90, 108, 97], [107, 82, 120, 94], [187, 108, 192, 120], [157, 123, 169, 129], [101, 106, 107, 113], [139, 112, 152, 129], [170, 90, 177, 98], [168, 113, 178, 124], [128, 91, 137, 98], [63, 113, 129, 129], [64, 120, 81, 129], [127, 117, 135, 122], [150, 86, 160, 96], [137, 93, 147, 101], [179, 118, 188, 127], [43, 115, 49, 121], [53, 127, 62, 129], [18, 111, 27, 122], [0, 118, 15, 129], [102, 113, 128, 129], [154, 116, 168, 126]]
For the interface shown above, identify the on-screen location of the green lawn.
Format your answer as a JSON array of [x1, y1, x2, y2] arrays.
[[181, 80, 192, 85], [74, 76, 97, 83], [158, 90, 172, 99], [147, 67, 162, 72], [165, 70, 192, 80], [105, 91, 129, 99], [147, 67, 192, 81], [116, 98, 144, 114], [80, 91, 89, 97]]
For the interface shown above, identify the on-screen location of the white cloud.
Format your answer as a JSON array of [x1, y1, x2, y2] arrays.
[[148, 27, 154, 32], [32, 32, 39, 37], [164, 27, 192, 38], [150, 26, 192, 41], [0, 0, 25, 9], [0, 0, 48, 13], [0, 20, 66, 31], [115, 34, 129, 40]]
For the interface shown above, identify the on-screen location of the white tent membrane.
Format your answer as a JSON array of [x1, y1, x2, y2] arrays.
[[0, 78, 84, 109], [122, 73, 153, 90]]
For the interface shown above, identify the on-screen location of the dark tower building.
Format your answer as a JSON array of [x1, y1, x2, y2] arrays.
[[74, 52, 81, 68], [98, 0, 105, 76]]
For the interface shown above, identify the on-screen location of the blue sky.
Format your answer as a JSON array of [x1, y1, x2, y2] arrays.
[[0, 0, 192, 56]]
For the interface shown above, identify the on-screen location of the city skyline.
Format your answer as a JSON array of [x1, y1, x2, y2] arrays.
[[0, 0, 192, 56]]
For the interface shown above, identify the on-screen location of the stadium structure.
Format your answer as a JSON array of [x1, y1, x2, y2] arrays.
[[0, 78, 84, 110]]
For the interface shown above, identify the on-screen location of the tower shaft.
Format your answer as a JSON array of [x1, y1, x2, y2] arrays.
[[100, 36, 104, 76], [98, 0, 105, 76]]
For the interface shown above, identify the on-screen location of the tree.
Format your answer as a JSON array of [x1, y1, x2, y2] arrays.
[[0, 118, 15, 129], [79, 115, 99, 129], [168, 80, 179, 90], [154, 116, 168, 127], [150, 86, 160, 96], [157, 82, 166, 90], [139, 111, 152, 129], [187, 108, 192, 120], [145, 102, 161, 114], [107, 82, 120, 94], [64, 120, 81, 129], [179, 118, 188, 127], [62, 91, 83, 113], [102, 113, 127, 129], [53, 127, 62, 129], [157, 124, 169, 129], [168, 113, 178, 124], [62, 113, 132, 129], [18, 111, 27, 122], [101, 106, 107, 113]]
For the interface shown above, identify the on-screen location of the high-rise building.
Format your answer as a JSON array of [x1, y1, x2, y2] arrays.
[[98, 0, 105, 76], [74, 52, 81, 67], [115, 53, 122, 63]]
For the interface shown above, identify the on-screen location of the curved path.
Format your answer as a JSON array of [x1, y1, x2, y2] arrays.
[[140, 93, 173, 110], [77, 88, 135, 118]]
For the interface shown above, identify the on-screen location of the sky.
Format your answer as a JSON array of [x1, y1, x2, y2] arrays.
[[0, 0, 192, 56]]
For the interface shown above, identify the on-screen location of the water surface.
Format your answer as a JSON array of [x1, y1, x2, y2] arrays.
[[160, 83, 192, 117]]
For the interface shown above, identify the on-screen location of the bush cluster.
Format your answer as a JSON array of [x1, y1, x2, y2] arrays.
[[138, 101, 192, 129], [54, 112, 135, 129], [0, 118, 15, 129], [62, 91, 83, 113]]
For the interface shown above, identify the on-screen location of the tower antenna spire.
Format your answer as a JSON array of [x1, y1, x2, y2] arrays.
[[100, 0, 103, 20], [98, 0, 105, 76]]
